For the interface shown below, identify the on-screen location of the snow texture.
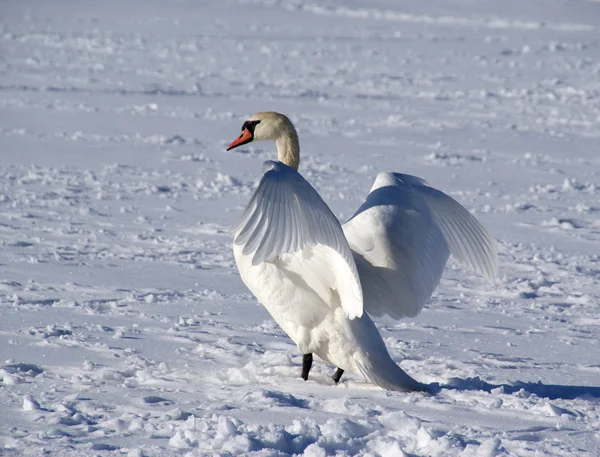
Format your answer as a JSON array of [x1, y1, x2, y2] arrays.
[[1, 0, 599, 456]]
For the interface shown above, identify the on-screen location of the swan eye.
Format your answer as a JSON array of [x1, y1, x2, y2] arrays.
[[241, 120, 261, 134]]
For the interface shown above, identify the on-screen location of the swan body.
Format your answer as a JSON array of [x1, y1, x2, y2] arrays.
[[226, 112, 497, 391]]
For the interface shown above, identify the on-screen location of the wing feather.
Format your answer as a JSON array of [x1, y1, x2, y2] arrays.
[[344, 172, 497, 319], [233, 160, 363, 319], [417, 185, 498, 281]]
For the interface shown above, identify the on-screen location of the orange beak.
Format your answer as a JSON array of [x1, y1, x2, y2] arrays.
[[226, 128, 253, 151]]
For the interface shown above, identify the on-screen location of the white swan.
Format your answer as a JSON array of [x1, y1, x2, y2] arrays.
[[226, 112, 497, 392]]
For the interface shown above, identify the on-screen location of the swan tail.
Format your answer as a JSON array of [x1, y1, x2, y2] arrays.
[[355, 354, 428, 392], [344, 313, 429, 392]]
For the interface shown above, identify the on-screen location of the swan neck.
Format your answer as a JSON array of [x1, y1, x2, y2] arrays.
[[276, 132, 300, 170]]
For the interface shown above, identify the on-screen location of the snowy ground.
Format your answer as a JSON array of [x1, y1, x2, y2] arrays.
[[1, 0, 599, 455]]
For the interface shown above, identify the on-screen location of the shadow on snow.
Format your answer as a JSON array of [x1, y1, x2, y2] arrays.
[[430, 376, 600, 400]]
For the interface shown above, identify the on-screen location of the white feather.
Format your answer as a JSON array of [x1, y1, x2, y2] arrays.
[[344, 172, 498, 319], [233, 160, 363, 320]]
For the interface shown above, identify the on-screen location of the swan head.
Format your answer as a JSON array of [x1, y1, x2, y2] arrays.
[[226, 112, 300, 169]]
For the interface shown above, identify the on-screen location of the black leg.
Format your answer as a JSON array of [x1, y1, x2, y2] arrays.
[[301, 353, 313, 381], [332, 368, 344, 384]]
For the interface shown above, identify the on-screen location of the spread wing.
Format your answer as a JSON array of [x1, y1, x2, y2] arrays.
[[232, 160, 363, 319], [343, 172, 497, 319]]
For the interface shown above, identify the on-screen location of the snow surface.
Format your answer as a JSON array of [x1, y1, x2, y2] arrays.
[[1, 0, 599, 455]]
